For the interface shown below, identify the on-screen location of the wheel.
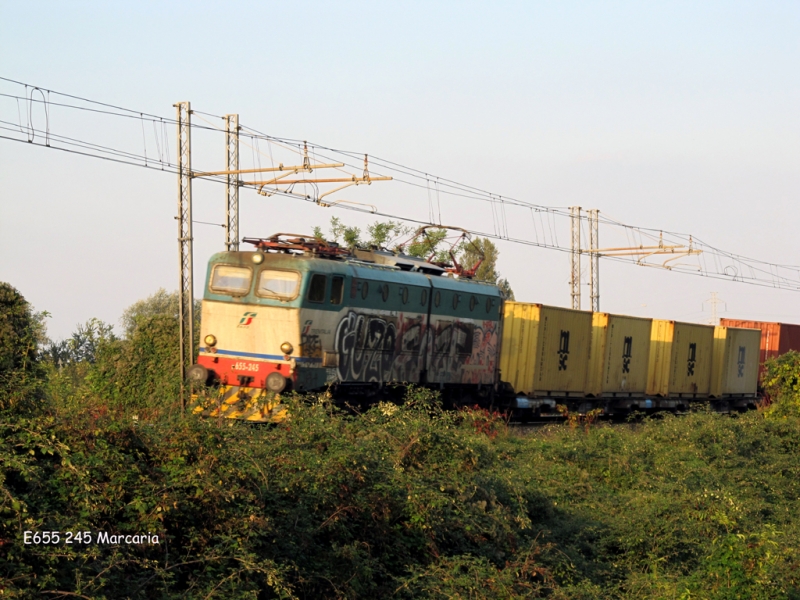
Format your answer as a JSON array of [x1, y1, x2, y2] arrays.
[[266, 372, 287, 393], [187, 364, 209, 385]]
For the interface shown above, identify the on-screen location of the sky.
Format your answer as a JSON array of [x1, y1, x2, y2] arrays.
[[1, 1, 799, 340]]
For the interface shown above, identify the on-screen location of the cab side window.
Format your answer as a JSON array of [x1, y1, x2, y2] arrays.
[[330, 276, 344, 305], [307, 274, 327, 303]]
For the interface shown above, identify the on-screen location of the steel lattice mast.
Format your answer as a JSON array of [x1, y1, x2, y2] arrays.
[[570, 206, 581, 310], [175, 101, 194, 411], [588, 209, 600, 312], [224, 113, 240, 251]]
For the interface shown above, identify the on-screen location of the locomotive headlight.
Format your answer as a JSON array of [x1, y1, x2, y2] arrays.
[[204, 334, 217, 347], [252, 253, 264, 264], [280, 342, 294, 355]]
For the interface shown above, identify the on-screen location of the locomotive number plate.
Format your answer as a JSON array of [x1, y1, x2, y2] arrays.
[[232, 362, 260, 372]]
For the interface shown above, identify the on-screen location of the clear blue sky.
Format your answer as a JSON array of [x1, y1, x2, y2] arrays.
[[2, 1, 799, 339]]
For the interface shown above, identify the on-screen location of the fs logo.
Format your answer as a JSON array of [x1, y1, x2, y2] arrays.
[[302, 320, 313, 336], [557, 330, 570, 371], [622, 336, 633, 374], [238, 312, 257, 328]]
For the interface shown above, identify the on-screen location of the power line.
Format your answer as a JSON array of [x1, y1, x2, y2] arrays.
[[7, 129, 799, 293], [2, 75, 799, 292], [238, 130, 800, 282]]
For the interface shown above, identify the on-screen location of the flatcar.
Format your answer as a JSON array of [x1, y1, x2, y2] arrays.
[[189, 232, 771, 422], [498, 304, 760, 415]]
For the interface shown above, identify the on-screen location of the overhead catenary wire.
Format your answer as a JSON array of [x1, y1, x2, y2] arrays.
[[2, 75, 799, 292], [1, 77, 766, 261], [6, 127, 799, 292]]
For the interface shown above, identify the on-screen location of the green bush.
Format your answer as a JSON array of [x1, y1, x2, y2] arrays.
[[89, 314, 182, 415], [762, 351, 800, 417], [4, 383, 800, 598], [0, 282, 46, 412], [4, 288, 800, 598], [0, 391, 559, 598], [520, 410, 800, 598]]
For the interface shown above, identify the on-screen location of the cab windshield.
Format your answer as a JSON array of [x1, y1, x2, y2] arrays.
[[257, 270, 300, 300], [210, 265, 252, 294]]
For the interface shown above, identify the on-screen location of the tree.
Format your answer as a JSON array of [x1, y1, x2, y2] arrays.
[[314, 217, 362, 249], [365, 220, 409, 248], [120, 288, 200, 338], [496, 278, 515, 300], [761, 351, 800, 417], [405, 228, 451, 263], [0, 283, 38, 374], [314, 218, 515, 297], [458, 237, 515, 299], [44, 318, 117, 365], [90, 314, 181, 410], [0, 282, 47, 408], [314, 217, 410, 250], [89, 290, 191, 410]]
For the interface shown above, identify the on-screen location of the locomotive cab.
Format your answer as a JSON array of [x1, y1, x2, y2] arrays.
[[194, 250, 331, 397]]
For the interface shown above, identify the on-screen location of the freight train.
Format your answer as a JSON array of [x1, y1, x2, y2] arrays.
[[187, 233, 796, 422]]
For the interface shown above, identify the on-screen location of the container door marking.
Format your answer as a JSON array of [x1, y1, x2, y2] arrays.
[[622, 336, 632, 374], [687, 342, 697, 377], [737, 346, 746, 377], [558, 330, 570, 371]]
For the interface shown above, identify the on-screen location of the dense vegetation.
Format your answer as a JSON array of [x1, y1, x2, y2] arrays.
[[2, 282, 800, 598]]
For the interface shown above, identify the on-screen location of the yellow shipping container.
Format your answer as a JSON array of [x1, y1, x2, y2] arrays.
[[646, 320, 714, 397], [586, 313, 652, 397], [710, 326, 760, 398], [500, 302, 592, 396]]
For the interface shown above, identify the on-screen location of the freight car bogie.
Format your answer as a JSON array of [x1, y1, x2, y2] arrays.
[[326, 380, 497, 410]]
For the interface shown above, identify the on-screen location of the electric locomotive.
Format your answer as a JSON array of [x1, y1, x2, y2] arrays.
[[189, 233, 503, 421]]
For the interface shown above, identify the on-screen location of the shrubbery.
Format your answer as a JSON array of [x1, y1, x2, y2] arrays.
[[0, 283, 47, 411], [2, 283, 800, 598], [0, 391, 559, 598], [762, 351, 800, 417], [88, 314, 181, 414]]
